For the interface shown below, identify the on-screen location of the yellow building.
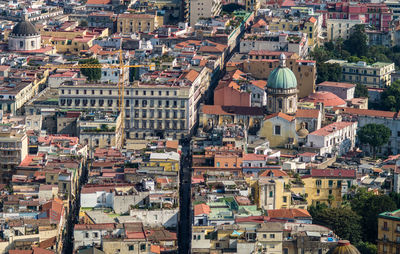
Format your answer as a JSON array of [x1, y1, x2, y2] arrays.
[[291, 169, 356, 208], [117, 13, 161, 34], [377, 209, 400, 254], [40, 27, 109, 54], [325, 59, 395, 88], [259, 113, 297, 148], [245, 0, 260, 13], [144, 152, 180, 172]]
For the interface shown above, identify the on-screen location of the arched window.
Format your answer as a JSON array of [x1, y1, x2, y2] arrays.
[[278, 99, 282, 109]]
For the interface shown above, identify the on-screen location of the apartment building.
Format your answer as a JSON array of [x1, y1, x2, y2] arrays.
[[189, 0, 222, 26], [378, 209, 400, 254], [242, 57, 316, 98], [268, 16, 323, 48], [326, 60, 395, 88], [58, 68, 210, 139], [0, 124, 28, 183], [117, 13, 161, 34], [326, 19, 363, 41], [291, 169, 356, 208], [245, 0, 260, 13], [321, 2, 392, 32], [240, 32, 309, 58]]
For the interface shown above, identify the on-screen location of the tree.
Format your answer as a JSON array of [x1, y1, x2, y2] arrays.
[[79, 20, 88, 27], [350, 188, 396, 243], [356, 242, 377, 254], [78, 58, 101, 81], [354, 83, 369, 98], [381, 81, 400, 112], [309, 206, 362, 244], [316, 63, 342, 84], [344, 25, 368, 57], [357, 124, 391, 158]]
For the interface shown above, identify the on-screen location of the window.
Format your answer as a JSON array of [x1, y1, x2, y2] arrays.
[[283, 196, 287, 203], [329, 189, 332, 194], [20, 41, 23, 48], [384, 221, 388, 230], [85, 233, 89, 238], [329, 180, 333, 187], [269, 191, 273, 197], [270, 234, 275, 238], [93, 232, 98, 238], [274, 125, 281, 135], [129, 245, 134, 251], [217, 162, 220, 167], [317, 189, 320, 195], [278, 99, 282, 108], [263, 234, 267, 238], [316, 180, 322, 186], [140, 244, 146, 251]]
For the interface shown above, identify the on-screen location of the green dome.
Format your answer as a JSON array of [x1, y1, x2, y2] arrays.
[[267, 66, 297, 89]]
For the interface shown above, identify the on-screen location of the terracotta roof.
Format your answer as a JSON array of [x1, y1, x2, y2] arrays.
[[308, 17, 317, 23], [309, 121, 355, 136], [267, 208, 311, 219], [202, 105, 264, 116], [39, 236, 56, 249], [232, 69, 246, 80], [298, 152, 317, 157], [75, 223, 115, 230], [182, 69, 199, 83], [87, 0, 111, 5], [310, 169, 356, 178], [252, 19, 267, 28], [302, 91, 346, 107], [317, 81, 355, 89], [334, 107, 398, 119], [243, 153, 267, 161], [264, 112, 294, 122], [251, 80, 267, 89], [194, 203, 211, 216], [259, 169, 288, 177], [166, 140, 179, 149], [150, 245, 161, 254], [296, 109, 320, 119]]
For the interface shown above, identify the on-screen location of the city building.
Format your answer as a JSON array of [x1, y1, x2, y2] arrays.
[[189, 0, 222, 26], [325, 60, 395, 88], [378, 209, 400, 254], [117, 13, 161, 34], [8, 18, 41, 52]]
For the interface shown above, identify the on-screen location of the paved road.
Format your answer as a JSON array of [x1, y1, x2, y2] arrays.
[[178, 141, 192, 253]]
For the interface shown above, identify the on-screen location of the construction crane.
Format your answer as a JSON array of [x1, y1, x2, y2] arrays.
[[42, 49, 155, 149]]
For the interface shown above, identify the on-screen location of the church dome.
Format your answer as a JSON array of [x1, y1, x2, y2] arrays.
[[11, 20, 39, 36], [267, 53, 297, 90], [302, 91, 346, 107], [328, 240, 360, 254]]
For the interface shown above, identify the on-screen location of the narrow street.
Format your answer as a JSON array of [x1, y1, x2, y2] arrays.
[[178, 140, 192, 253], [63, 160, 89, 254]]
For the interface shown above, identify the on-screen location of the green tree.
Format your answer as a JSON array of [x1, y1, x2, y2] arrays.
[[354, 83, 369, 98], [381, 81, 400, 112], [78, 58, 101, 81], [356, 242, 377, 254], [309, 206, 362, 244], [79, 20, 88, 27], [316, 63, 342, 84], [357, 124, 391, 158], [344, 25, 368, 57], [350, 188, 396, 243]]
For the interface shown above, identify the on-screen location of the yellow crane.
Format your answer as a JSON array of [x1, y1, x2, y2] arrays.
[[42, 49, 155, 149]]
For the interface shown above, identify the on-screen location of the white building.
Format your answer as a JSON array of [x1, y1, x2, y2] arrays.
[[326, 19, 363, 41], [74, 223, 123, 250], [306, 121, 358, 156], [189, 0, 222, 26], [240, 32, 308, 58], [8, 18, 41, 52]]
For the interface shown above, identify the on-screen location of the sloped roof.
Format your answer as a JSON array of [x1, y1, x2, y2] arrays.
[[264, 112, 294, 122], [194, 203, 211, 216], [259, 169, 288, 177], [267, 208, 311, 219]]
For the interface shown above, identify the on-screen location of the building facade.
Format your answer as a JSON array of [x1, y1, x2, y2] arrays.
[[377, 209, 400, 254], [325, 60, 395, 88], [189, 0, 222, 26]]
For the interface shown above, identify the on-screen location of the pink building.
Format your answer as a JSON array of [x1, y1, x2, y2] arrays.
[[320, 2, 392, 32], [214, 80, 251, 107]]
